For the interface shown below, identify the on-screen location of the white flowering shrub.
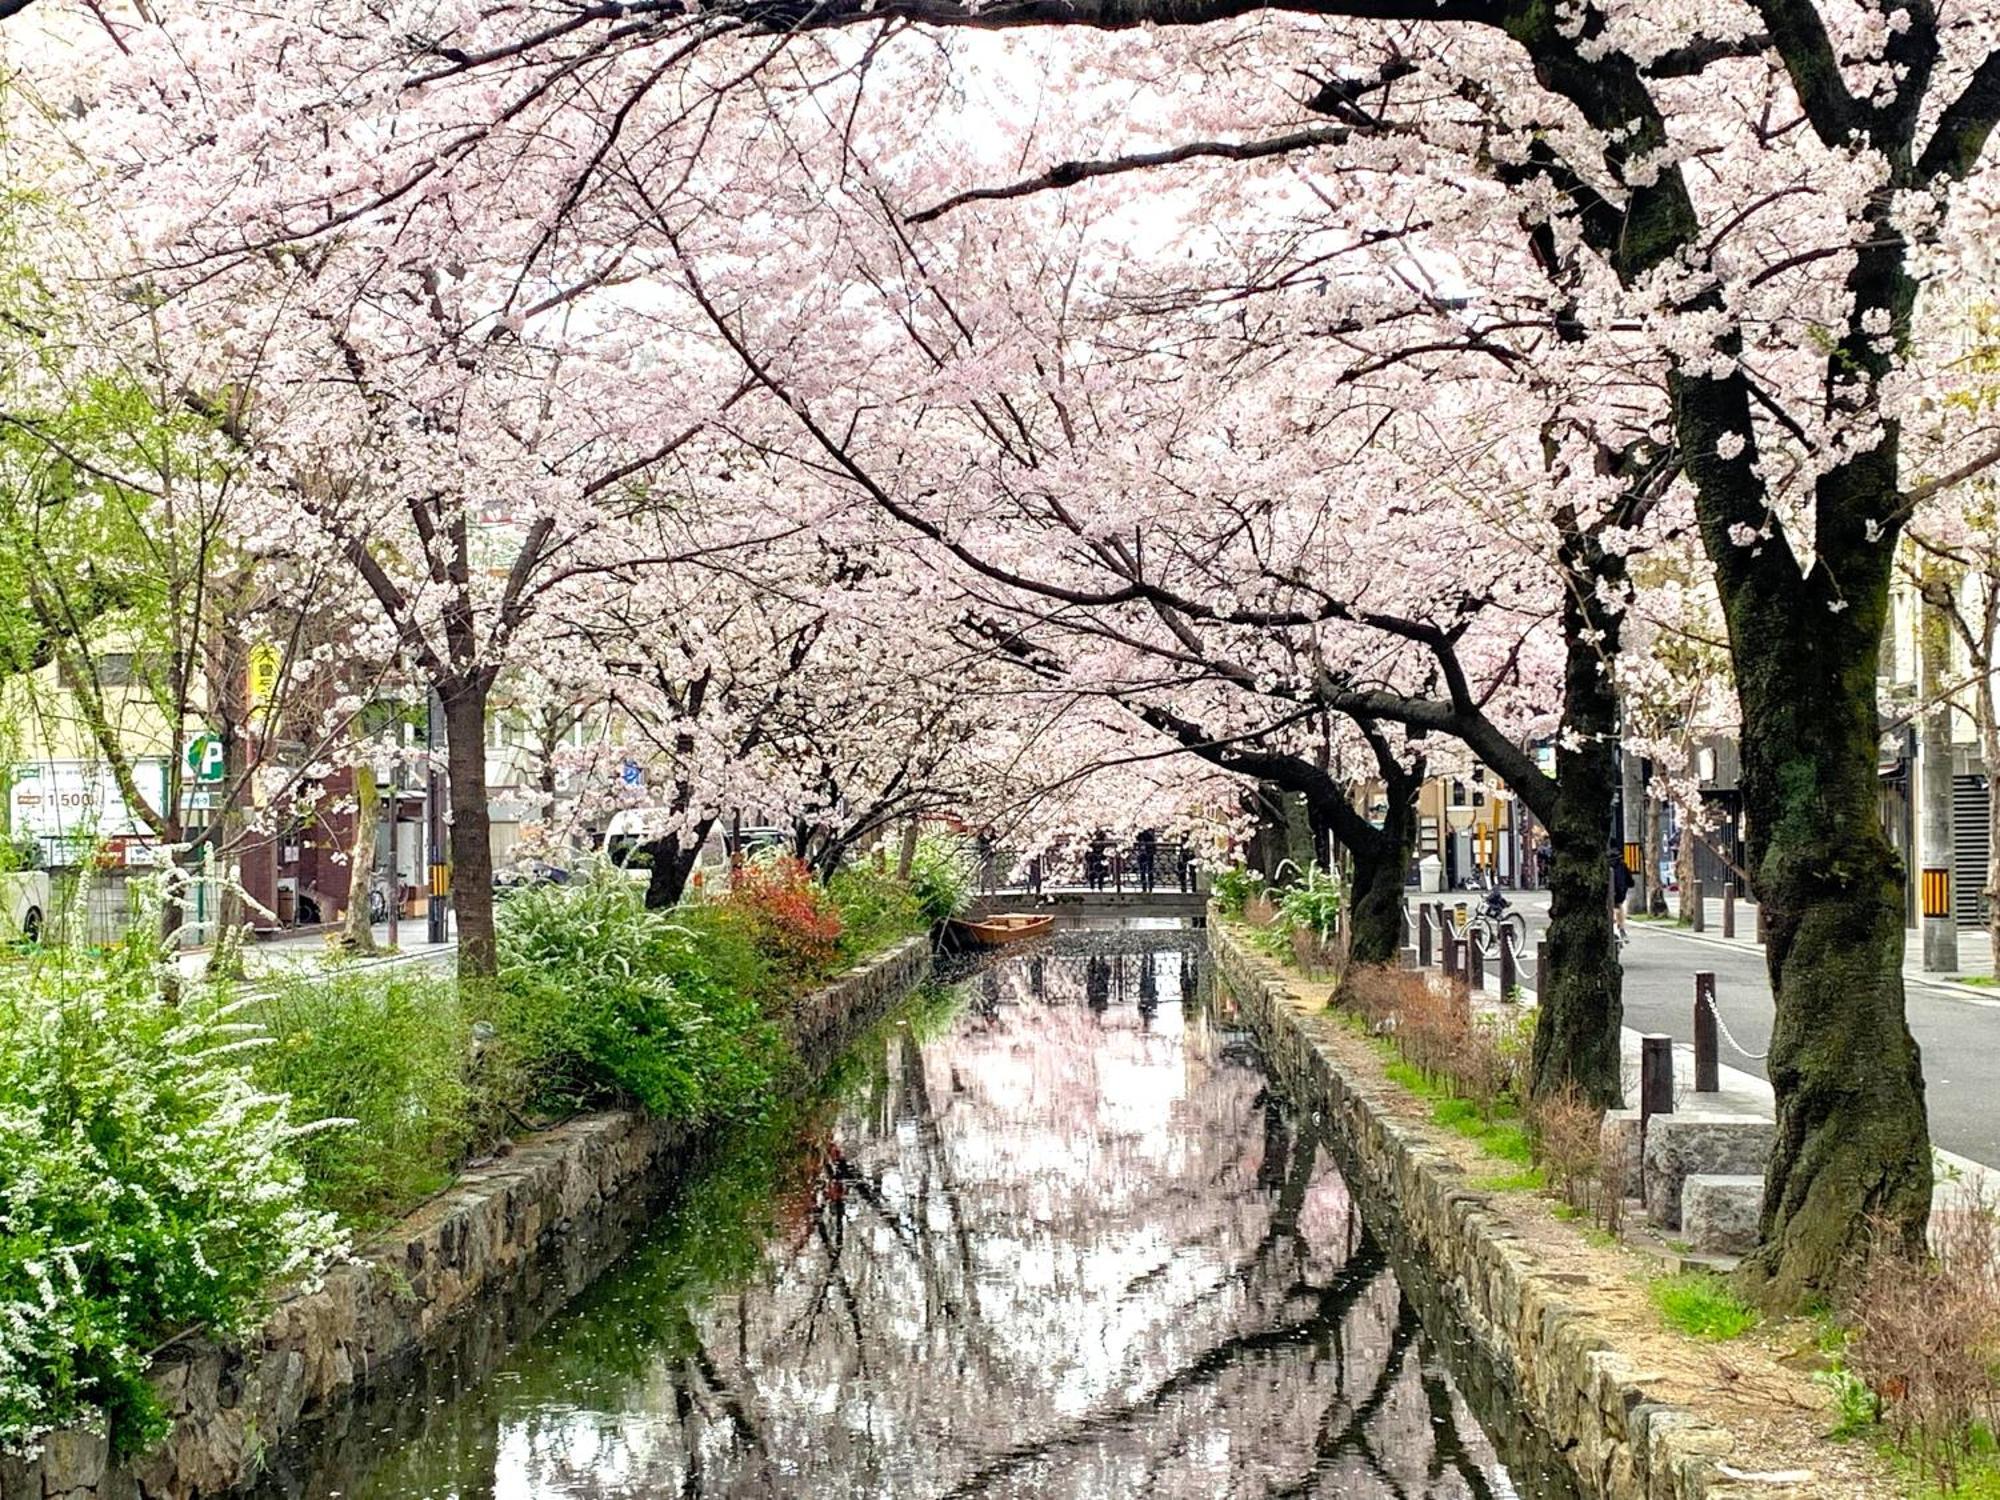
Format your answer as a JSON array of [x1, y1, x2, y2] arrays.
[[0, 944, 345, 1457]]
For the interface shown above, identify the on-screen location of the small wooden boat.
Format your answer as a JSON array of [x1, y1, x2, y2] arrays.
[[951, 913, 1056, 947]]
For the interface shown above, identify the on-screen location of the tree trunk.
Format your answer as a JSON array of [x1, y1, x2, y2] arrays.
[[1728, 564, 1930, 1306], [643, 818, 714, 910], [1344, 779, 1417, 967], [1530, 563, 1625, 1108], [440, 677, 498, 981], [341, 761, 380, 953], [897, 819, 920, 879], [1645, 796, 1668, 916]]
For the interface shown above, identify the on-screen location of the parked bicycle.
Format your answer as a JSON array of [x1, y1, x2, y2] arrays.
[[1465, 889, 1528, 955]]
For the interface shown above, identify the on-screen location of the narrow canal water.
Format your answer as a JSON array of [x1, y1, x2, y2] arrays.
[[288, 925, 1573, 1499]]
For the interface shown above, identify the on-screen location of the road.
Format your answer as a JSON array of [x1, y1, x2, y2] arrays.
[[1500, 891, 2000, 1167]]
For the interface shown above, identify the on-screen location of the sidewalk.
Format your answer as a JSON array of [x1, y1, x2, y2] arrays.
[[174, 920, 457, 983], [1510, 960, 2000, 1215]]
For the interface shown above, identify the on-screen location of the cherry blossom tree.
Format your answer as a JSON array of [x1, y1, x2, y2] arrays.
[[26, 0, 2000, 1299]]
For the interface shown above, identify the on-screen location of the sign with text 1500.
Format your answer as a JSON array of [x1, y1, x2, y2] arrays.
[[7, 760, 168, 840]]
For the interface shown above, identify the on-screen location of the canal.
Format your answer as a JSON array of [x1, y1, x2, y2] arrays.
[[272, 924, 1573, 1499]]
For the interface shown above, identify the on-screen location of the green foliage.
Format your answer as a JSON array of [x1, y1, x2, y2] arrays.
[[1273, 861, 1344, 940], [1822, 1366, 1883, 1441], [0, 835, 38, 874], [826, 862, 926, 961], [0, 945, 344, 1455], [491, 872, 783, 1124], [906, 833, 974, 924], [1649, 1272, 1759, 1340], [247, 968, 473, 1227], [1210, 865, 1266, 918]]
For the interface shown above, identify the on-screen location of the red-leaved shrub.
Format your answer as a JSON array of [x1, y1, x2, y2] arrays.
[[723, 856, 843, 985]]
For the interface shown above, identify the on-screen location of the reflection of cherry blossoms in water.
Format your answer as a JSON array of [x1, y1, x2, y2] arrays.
[[340, 931, 1539, 1500]]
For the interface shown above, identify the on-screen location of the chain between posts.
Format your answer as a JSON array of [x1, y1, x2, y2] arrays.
[[1699, 985, 1770, 1062]]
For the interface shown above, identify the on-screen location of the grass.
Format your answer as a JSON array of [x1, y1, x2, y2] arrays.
[[1649, 1271, 1759, 1340], [1381, 1055, 1534, 1164], [1468, 1168, 1545, 1193], [1949, 974, 1999, 988]]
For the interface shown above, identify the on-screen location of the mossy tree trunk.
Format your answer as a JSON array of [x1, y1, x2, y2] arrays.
[[1715, 498, 1931, 1302], [1527, 528, 1626, 1108]]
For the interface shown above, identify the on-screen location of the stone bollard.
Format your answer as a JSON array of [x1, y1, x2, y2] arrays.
[[1722, 881, 1736, 939], [1691, 879, 1705, 932], [1417, 905, 1434, 968], [1498, 928, 1517, 997], [1468, 930, 1486, 991]]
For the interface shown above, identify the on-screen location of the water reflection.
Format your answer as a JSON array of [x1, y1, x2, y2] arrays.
[[332, 930, 1529, 1500]]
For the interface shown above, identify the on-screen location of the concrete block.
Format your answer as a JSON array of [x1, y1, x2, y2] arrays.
[[1642, 1114, 1773, 1230], [1683, 1174, 1764, 1255], [1601, 1109, 1642, 1198]]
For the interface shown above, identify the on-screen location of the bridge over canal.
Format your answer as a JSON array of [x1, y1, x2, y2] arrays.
[[962, 887, 1209, 923]]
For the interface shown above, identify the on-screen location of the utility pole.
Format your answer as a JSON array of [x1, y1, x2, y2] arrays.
[[1920, 581, 1960, 971], [426, 689, 450, 945], [386, 723, 400, 951], [1621, 740, 1647, 918]]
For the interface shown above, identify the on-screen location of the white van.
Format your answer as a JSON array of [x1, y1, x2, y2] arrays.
[[599, 811, 787, 876]]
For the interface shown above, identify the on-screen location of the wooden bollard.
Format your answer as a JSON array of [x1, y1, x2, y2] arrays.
[[1499, 928, 1518, 997], [1722, 881, 1736, 939], [1417, 906, 1434, 968], [1691, 878, 1705, 932], [1468, 930, 1486, 991], [1536, 938, 1548, 996], [1693, 972, 1719, 1092], [1755, 900, 1767, 944], [1640, 1033, 1675, 1124]]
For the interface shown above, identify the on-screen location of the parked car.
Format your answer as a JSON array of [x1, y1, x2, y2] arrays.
[[600, 812, 787, 878], [0, 869, 50, 944]]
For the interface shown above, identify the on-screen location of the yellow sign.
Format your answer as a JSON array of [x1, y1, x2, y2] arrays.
[[247, 643, 282, 708]]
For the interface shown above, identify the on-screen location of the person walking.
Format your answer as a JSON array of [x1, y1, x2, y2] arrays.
[[1608, 848, 1633, 945], [1134, 828, 1158, 893]]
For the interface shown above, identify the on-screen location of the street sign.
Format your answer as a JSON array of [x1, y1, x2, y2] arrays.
[[620, 759, 643, 788], [247, 643, 282, 707], [186, 734, 225, 784]]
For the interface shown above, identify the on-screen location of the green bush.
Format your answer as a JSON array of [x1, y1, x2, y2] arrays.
[[1210, 865, 1266, 918], [827, 862, 926, 960], [1274, 861, 1344, 941], [249, 968, 474, 1226], [491, 873, 782, 1124], [907, 833, 974, 924], [0, 948, 344, 1455]]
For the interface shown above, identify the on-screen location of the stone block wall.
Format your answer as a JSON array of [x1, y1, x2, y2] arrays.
[[1208, 922, 1730, 1500], [7, 934, 934, 1500]]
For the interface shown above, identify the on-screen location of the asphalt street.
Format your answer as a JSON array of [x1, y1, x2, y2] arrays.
[[1500, 890, 2000, 1168]]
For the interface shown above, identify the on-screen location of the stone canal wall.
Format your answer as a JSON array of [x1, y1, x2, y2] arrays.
[[11, 935, 933, 1500], [1208, 922, 1730, 1500]]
